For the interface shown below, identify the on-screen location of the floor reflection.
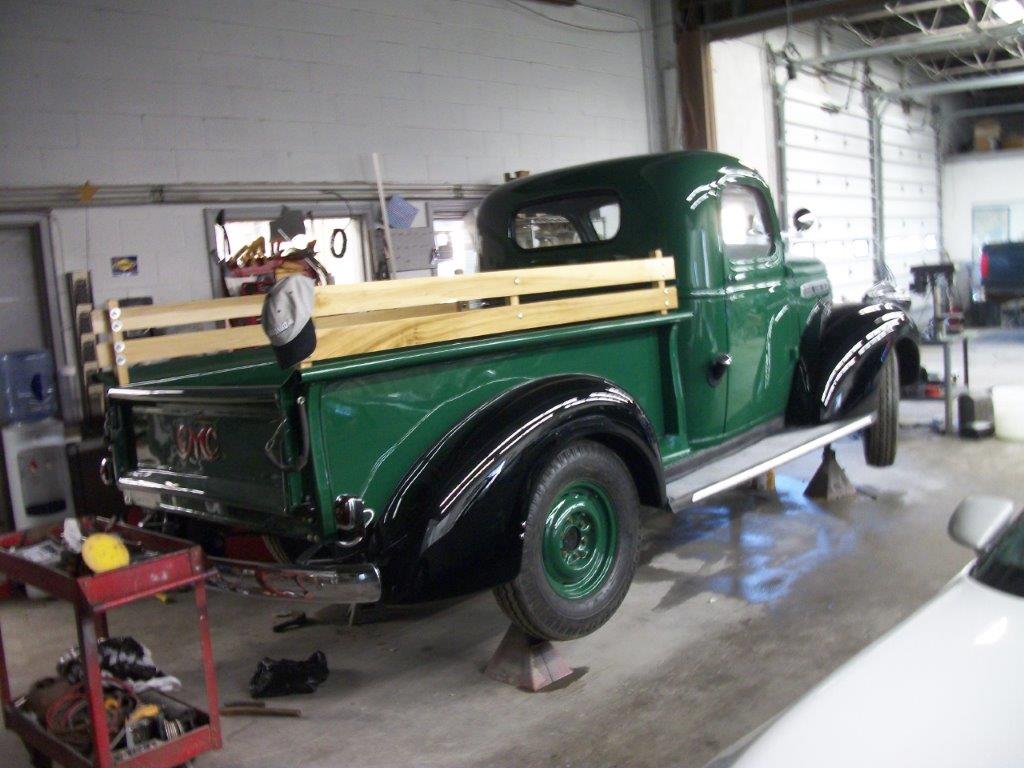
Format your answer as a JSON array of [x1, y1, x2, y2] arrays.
[[637, 475, 857, 609]]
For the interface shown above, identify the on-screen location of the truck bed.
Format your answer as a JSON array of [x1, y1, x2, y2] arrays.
[[666, 414, 875, 510]]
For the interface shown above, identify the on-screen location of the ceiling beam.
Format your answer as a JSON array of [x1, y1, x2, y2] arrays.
[[881, 68, 1024, 98], [934, 55, 1024, 77], [842, 0, 962, 23], [701, 0, 884, 41], [942, 102, 1024, 121], [801, 20, 1024, 64]]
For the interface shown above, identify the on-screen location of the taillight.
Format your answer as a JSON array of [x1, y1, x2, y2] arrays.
[[980, 250, 990, 280]]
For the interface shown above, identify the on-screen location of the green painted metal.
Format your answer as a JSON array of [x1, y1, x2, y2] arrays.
[[110, 151, 831, 541], [312, 324, 676, 532], [542, 480, 618, 600]]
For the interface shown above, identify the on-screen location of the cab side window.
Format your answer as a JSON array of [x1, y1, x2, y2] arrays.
[[719, 184, 774, 265]]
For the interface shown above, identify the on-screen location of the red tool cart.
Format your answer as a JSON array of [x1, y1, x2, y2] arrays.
[[0, 519, 221, 767]]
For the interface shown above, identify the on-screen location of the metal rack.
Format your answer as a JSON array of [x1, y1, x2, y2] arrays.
[[0, 519, 221, 768]]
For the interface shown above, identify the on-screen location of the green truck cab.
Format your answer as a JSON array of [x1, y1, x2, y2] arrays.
[[102, 151, 919, 641]]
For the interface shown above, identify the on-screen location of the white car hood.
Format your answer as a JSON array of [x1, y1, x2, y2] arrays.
[[730, 575, 1024, 768]]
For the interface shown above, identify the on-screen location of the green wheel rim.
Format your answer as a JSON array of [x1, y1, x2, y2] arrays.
[[542, 480, 618, 599]]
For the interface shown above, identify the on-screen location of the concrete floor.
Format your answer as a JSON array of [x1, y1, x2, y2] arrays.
[[3, 330, 1023, 768]]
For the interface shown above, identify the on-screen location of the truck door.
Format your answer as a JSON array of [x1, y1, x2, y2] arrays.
[[719, 183, 791, 435]]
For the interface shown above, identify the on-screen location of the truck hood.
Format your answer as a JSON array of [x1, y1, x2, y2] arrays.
[[719, 575, 1024, 768]]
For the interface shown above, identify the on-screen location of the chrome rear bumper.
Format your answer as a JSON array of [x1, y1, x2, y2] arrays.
[[208, 557, 382, 603]]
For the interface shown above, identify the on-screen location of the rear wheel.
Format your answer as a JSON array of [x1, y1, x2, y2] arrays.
[[493, 440, 640, 641], [864, 352, 898, 467]]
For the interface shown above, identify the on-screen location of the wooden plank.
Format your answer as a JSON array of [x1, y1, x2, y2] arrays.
[[90, 307, 108, 335], [311, 257, 675, 319], [104, 258, 675, 332], [308, 286, 678, 363], [317, 302, 458, 328], [113, 294, 265, 332], [122, 325, 268, 366], [96, 258, 679, 372]]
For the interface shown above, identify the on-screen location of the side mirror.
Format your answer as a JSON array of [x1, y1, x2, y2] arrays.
[[792, 208, 815, 232], [948, 496, 1016, 551]]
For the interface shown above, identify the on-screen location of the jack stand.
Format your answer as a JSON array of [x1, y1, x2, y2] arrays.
[[748, 468, 776, 492], [804, 445, 857, 501], [484, 624, 575, 692]]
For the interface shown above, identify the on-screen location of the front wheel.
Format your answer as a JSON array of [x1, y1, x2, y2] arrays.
[[493, 440, 640, 641], [864, 352, 898, 467]]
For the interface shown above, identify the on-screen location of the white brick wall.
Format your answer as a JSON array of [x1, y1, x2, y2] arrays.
[[1, 0, 656, 359], [0, 0, 652, 187]]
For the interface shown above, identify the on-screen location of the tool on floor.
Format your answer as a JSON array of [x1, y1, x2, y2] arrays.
[[220, 702, 302, 718], [272, 610, 318, 633], [249, 651, 329, 698]]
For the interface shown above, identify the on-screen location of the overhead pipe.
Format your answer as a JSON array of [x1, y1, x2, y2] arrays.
[[0, 180, 497, 212]]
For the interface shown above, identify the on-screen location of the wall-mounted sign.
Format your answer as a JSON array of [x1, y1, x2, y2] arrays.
[[111, 256, 138, 277]]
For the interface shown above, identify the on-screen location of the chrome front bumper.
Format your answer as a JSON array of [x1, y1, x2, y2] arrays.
[[208, 557, 382, 603]]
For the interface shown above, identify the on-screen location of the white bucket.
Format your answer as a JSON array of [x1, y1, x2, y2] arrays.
[[992, 385, 1024, 442]]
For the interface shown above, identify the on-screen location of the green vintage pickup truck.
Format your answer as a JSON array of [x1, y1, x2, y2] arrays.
[[100, 151, 919, 641]]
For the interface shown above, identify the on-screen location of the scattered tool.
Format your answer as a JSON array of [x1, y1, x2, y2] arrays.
[[272, 611, 318, 633], [220, 701, 302, 718], [249, 651, 329, 698]]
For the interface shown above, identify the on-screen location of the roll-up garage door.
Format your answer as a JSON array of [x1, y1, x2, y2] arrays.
[[879, 103, 941, 294], [783, 82, 877, 303]]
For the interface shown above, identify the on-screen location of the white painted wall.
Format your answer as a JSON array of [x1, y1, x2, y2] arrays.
[[942, 149, 1024, 266], [0, 0, 652, 188], [709, 37, 775, 192], [0, 0, 657, 364]]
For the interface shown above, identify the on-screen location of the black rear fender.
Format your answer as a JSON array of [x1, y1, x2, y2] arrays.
[[375, 375, 663, 603], [787, 301, 916, 424]]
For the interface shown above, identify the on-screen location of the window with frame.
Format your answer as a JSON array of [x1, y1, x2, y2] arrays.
[[513, 193, 621, 251], [719, 184, 773, 264]]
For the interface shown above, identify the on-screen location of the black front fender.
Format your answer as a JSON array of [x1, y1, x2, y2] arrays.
[[788, 300, 914, 424], [375, 375, 663, 603]]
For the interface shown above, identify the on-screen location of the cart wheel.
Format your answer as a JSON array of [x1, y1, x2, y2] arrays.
[[27, 747, 53, 768]]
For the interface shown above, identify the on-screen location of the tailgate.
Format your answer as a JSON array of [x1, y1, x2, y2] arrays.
[[107, 385, 301, 522]]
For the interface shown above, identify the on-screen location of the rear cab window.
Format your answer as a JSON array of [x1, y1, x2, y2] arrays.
[[513, 193, 621, 251], [719, 184, 777, 275]]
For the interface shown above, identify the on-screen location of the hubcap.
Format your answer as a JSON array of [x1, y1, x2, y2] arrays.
[[542, 480, 617, 599]]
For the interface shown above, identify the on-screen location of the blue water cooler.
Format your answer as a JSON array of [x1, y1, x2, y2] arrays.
[[0, 350, 75, 531]]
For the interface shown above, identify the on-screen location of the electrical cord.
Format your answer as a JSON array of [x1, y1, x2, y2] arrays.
[[507, 0, 648, 33]]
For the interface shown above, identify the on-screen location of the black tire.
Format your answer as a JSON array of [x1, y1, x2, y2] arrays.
[[864, 352, 898, 467], [493, 440, 640, 641]]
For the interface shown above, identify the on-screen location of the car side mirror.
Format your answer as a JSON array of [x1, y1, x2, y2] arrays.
[[792, 208, 815, 232], [948, 496, 1016, 551]]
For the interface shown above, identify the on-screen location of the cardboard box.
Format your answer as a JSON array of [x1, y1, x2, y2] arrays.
[[974, 118, 1002, 151]]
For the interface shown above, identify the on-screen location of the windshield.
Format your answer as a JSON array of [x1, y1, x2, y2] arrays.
[[973, 512, 1024, 597]]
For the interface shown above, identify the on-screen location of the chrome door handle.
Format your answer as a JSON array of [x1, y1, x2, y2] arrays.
[[708, 353, 732, 387]]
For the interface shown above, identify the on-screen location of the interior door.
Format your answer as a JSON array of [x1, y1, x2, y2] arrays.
[[0, 227, 47, 354], [720, 184, 791, 435]]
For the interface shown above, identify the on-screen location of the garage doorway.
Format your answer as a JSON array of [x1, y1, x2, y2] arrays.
[[205, 206, 372, 296]]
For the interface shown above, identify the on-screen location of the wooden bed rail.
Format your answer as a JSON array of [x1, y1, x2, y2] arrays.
[[93, 253, 677, 385]]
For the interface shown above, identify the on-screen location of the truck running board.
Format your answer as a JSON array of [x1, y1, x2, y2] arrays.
[[666, 414, 875, 511]]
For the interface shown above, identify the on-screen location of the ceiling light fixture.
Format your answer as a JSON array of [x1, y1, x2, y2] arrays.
[[991, 0, 1024, 23]]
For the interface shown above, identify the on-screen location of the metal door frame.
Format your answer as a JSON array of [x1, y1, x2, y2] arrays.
[[0, 213, 64, 368]]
